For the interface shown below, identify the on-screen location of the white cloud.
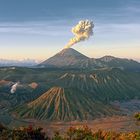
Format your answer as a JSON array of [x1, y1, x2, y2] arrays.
[[0, 21, 69, 36], [95, 23, 140, 33]]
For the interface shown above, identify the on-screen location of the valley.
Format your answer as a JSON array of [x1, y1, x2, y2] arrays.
[[0, 48, 140, 134]]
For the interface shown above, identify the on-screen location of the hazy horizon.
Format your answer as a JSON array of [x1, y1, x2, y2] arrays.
[[0, 47, 140, 63]]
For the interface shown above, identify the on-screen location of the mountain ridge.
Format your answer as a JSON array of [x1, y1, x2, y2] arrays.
[[12, 67, 140, 121], [39, 48, 140, 71]]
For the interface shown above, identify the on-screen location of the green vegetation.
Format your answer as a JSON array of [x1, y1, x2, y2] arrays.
[[0, 67, 140, 121], [0, 124, 48, 140], [0, 124, 140, 140], [135, 113, 140, 121]]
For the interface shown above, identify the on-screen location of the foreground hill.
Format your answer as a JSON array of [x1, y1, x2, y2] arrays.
[[1, 124, 140, 140]]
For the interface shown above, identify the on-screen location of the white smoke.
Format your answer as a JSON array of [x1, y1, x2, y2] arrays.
[[65, 20, 94, 48], [10, 82, 20, 93]]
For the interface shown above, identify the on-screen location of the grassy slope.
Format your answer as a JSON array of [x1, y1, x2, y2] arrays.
[[0, 67, 140, 121], [15, 87, 120, 121]]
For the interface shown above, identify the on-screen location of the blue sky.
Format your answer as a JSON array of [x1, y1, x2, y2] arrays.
[[0, 0, 140, 61]]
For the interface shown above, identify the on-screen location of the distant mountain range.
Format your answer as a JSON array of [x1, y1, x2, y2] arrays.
[[1, 48, 140, 72], [39, 48, 140, 72], [0, 59, 38, 67]]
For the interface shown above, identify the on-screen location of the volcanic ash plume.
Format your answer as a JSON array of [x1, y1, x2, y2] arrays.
[[10, 82, 20, 93], [65, 20, 94, 48]]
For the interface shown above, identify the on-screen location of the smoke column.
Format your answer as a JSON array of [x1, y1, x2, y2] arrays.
[[10, 82, 20, 93], [65, 20, 94, 48]]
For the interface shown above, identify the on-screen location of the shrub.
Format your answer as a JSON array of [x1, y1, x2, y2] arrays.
[[134, 113, 140, 121], [66, 125, 94, 140], [52, 131, 64, 140], [0, 125, 49, 140], [0, 124, 140, 140]]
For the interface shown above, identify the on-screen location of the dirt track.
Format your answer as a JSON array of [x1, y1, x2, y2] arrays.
[[10, 115, 140, 136]]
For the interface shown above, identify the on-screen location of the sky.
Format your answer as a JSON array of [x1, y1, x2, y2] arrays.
[[0, 0, 140, 62]]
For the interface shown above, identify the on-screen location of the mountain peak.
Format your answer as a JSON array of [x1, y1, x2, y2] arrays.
[[38, 48, 140, 71], [99, 55, 116, 62], [57, 48, 88, 58], [39, 48, 89, 68]]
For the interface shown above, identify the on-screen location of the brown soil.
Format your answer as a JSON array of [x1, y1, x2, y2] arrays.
[[11, 115, 140, 136]]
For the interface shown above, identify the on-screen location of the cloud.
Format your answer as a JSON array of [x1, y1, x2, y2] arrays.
[[95, 23, 140, 34], [0, 22, 69, 36]]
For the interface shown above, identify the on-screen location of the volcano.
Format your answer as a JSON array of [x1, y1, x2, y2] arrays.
[[39, 48, 140, 71], [39, 48, 94, 69], [15, 86, 121, 121]]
